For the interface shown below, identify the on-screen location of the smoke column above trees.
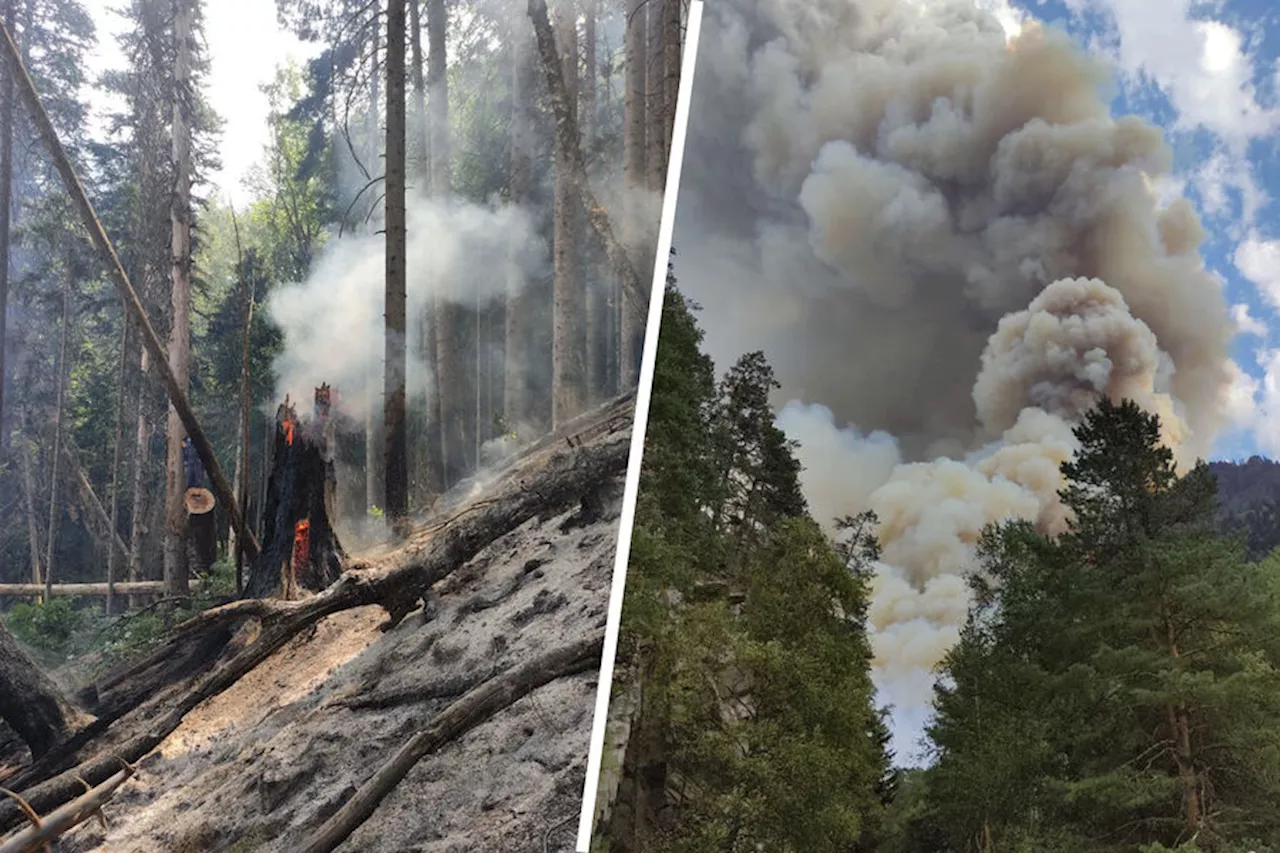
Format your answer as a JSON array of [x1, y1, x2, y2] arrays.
[[673, 0, 1238, 759]]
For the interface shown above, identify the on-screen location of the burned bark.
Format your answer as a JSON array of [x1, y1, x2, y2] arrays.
[[245, 389, 347, 600], [385, 0, 409, 523], [0, 622, 93, 761]]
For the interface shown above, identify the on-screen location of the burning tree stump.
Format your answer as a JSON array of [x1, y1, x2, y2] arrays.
[[245, 385, 346, 600]]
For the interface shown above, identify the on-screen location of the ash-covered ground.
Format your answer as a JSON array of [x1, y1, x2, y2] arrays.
[[56, 476, 622, 853]]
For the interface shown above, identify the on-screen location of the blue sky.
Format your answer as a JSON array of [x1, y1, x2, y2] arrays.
[[995, 0, 1280, 460]]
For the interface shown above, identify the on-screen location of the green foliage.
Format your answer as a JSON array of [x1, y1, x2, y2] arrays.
[[904, 398, 1280, 852], [5, 598, 89, 665], [609, 268, 889, 852]]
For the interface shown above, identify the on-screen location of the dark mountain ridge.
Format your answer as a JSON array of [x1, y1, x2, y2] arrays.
[[1209, 457, 1280, 560]]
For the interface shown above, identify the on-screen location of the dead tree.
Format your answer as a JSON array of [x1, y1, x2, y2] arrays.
[[245, 387, 346, 600]]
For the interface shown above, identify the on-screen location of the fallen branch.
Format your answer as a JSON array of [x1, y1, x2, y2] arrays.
[[0, 403, 632, 831], [0, 19, 259, 562], [0, 582, 203, 598], [0, 764, 132, 853], [299, 631, 604, 853]]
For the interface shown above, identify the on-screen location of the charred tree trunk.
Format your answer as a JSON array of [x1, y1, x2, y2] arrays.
[[0, 621, 93, 760], [385, 0, 409, 524], [245, 391, 347, 599]]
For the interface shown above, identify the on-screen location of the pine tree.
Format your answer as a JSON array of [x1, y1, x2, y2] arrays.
[[920, 399, 1280, 852]]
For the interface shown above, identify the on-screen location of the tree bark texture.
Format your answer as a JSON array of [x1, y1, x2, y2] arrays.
[[551, 0, 586, 428], [385, 0, 409, 523], [164, 0, 194, 597]]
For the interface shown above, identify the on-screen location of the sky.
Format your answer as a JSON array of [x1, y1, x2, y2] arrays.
[[1002, 0, 1280, 462], [80, 0, 320, 209]]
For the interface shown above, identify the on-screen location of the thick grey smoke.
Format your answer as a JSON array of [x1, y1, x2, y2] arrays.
[[266, 192, 547, 421], [674, 0, 1236, 760]]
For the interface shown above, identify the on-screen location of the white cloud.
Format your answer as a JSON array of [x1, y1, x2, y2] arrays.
[[1249, 349, 1280, 454], [1072, 0, 1275, 225], [1232, 302, 1268, 338], [1088, 0, 1278, 143], [1235, 233, 1280, 311]]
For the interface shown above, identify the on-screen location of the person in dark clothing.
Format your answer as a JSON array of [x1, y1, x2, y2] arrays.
[[181, 436, 209, 490]]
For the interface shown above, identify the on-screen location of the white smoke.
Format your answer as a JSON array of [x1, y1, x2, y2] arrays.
[[266, 193, 548, 421], [675, 0, 1238, 762]]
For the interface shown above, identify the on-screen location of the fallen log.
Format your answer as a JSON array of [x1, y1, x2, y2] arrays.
[[0, 398, 632, 832], [298, 631, 604, 853], [0, 582, 204, 598], [0, 765, 132, 853]]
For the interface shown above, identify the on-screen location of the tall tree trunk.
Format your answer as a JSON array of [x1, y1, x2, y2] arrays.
[[0, 0, 13, 458], [620, 0, 647, 392], [409, 0, 443, 500], [408, 0, 430, 183], [504, 19, 536, 436], [105, 317, 130, 615], [582, 0, 596, 151], [364, 29, 384, 516], [662, 0, 680, 154], [232, 213, 253, 596], [384, 0, 408, 524], [582, 0, 603, 405], [551, 0, 585, 427], [44, 263, 73, 603], [645, 0, 664, 191], [164, 0, 194, 598], [127, 340, 151, 609], [428, 0, 464, 487], [0, 621, 93, 759], [18, 412, 42, 595]]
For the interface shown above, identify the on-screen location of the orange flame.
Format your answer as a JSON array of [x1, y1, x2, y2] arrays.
[[291, 518, 311, 571], [283, 417, 295, 446]]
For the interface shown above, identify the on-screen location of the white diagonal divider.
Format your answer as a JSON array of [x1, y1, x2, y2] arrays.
[[575, 2, 706, 848]]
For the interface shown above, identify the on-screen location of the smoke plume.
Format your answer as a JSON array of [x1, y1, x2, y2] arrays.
[[266, 193, 547, 421], [674, 0, 1236, 760]]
